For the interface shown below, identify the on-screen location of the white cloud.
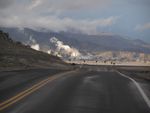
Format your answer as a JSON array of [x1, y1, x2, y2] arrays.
[[135, 22, 150, 31], [28, 0, 42, 10], [0, 15, 118, 34], [26, 0, 111, 11], [0, 0, 117, 34]]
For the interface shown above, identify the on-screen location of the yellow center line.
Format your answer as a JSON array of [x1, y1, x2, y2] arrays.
[[0, 79, 51, 111], [0, 76, 50, 107], [0, 70, 75, 111]]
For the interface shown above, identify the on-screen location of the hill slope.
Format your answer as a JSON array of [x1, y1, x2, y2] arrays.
[[0, 30, 65, 69]]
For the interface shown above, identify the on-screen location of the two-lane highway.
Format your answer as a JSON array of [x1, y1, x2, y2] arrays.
[[0, 67, 150, 113]]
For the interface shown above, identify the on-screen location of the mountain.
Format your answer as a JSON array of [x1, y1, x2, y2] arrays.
[[0, 30, 65, 69], [1, 27, 150, 55]]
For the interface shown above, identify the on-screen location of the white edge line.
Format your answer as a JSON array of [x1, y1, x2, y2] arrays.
[[116, 71, 150, 108]]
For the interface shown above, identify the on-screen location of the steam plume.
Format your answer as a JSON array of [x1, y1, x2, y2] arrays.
[[50, 37, 81, 58], [28, 36, 40, 51]]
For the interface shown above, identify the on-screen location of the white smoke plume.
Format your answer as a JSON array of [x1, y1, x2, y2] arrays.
[[27, 35, 40, 51], [47, 50, 51, 54], [31, 44, 40, 51], [26, 35, 52, 54], [50, 37, 81, 58]]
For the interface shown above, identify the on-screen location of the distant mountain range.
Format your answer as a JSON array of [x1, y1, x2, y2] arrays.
[[1, 27, 150, 55]]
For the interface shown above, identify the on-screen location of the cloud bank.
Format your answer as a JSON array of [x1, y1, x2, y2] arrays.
[[135, 22, 150, 31], [0, 15, 118, 34], [27, 0, 111, 11], [0, 0, 117, 34], [0, 0, 150, 41]]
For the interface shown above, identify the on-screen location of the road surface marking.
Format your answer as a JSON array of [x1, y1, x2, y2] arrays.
[[0, 78, 49, 107], [117, 71, 150, 108], [0, 70, 76, 111]]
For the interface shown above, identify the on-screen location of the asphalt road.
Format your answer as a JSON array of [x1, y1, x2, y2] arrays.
[[0, 67, 150, 113], [0, 69, 65, 102]]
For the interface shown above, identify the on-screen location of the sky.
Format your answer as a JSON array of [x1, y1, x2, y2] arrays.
[[0, 0, 150, 42]]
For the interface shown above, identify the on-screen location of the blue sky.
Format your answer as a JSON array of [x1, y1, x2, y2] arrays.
[[0, 0, 150, 42]]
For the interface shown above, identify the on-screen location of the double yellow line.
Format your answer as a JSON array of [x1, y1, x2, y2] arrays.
[[0, 70, 74, 111]]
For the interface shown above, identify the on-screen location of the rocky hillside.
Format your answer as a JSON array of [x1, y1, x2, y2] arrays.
[[0, 30, 65, 69]]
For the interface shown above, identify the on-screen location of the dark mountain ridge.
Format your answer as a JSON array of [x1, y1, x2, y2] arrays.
[[1, 27, 150, 54]]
